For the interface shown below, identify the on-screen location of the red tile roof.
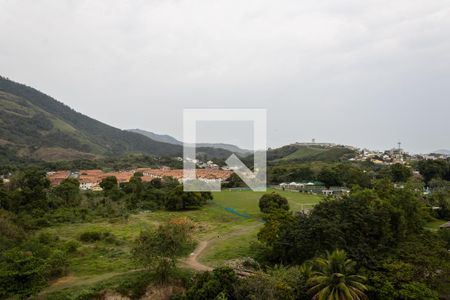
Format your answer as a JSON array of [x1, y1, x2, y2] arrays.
[[47, 171, 70, 186], [48, 168, 233, 187]]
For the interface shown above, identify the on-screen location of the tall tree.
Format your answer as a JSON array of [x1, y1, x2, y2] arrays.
[[11, 169, 50, 211], [318, 167, 342, 188], [53, 178, 80, 206], [99, 176, 122, 201], [389, 163, 412, 183]]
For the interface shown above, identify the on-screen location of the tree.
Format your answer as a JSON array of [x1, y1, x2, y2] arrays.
[[186, 267, 238, 300], [165, 185, 211, 211], [132, 220, 192, 282], [0, 210, 25, 250], [389, 164, 412, 183], [259, 192, 290, 214], [10, 169, 50, 212], [318, 167, 342, 188], [428, 178, 450, 191], [99, 176, 118, 192], [0, 233, 69, 299], [257, 210, 294, 250], [290, 166, 314, 182], [335, 164, 372, 188], [418, 159, 450, 184], [123, 175, 144, 209], [380, 183, 425, 233], [149, 177, 162, 189], [308, 250, 368, 300], [140, 188, 165, 210], [0, 248, 48, 298], [430, 190, 450, 219], [222, 172, 245, 188], [99, 176, 122, 201], [0, 182, 10, 210], [53, 178, 80, 206], [258, 188, 412, 265], [367, 260, 441, 300]]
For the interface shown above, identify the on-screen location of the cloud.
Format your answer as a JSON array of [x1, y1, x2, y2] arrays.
[[0, 0, 449, 152]]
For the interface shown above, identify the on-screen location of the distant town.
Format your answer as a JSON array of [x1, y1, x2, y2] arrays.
[[43, 142, 450, 198], [47, 167, 233, 192]]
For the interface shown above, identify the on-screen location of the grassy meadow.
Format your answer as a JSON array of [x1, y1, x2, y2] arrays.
[[39, 189, 321, 296]]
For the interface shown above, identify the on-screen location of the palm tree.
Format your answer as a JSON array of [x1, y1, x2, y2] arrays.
[[307, 249, 368, 300]]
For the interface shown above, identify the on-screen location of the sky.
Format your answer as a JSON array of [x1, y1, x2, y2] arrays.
[[1, 0, 449, 153]]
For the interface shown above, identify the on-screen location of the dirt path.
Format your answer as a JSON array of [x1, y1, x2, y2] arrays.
[[182, 222, 262, 272], [43, 222, 262, 296], [183, 240, 213, 271], [39, 269, 141, 297]]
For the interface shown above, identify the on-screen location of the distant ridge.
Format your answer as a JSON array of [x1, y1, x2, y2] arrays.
[[128, 128, 251, 155], [128, 129, 182, 145], [432, 149, 450, 155]]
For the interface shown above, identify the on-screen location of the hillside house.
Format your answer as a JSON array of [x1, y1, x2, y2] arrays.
[[322, 187, 350, 196]]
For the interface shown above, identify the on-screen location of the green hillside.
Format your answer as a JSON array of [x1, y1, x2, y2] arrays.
[[267, 144, 356, 164], [0, 76, 233, 162], [282, 145, 327, 160]]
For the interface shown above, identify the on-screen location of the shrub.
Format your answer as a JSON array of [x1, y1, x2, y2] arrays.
[[185, 267, 238, 300], [64, 240, 81, 253], [78, 231, 116, 243], [132, 221, 194, 283]]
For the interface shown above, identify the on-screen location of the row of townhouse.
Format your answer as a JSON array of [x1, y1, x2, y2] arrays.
[[48, 168, 233, 191]]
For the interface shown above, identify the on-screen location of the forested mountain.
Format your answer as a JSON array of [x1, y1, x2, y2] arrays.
[[128, 129, 183, 145], [0, 76, 231, 162]]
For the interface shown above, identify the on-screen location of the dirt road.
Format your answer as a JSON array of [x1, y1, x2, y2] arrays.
[[183, 241, 213, 271], [182, 222, 262, 272]]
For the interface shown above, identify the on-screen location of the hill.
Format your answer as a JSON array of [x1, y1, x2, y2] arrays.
[[432, 149, 450, 155], [128, 129, 182, 145], [0, 76, 231, 162], [267, 143, 357, 163], [128, 128, 251, 155]]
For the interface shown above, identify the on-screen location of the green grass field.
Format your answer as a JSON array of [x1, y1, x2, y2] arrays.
[[425, 219, 447, 231], [200, 189, 320, 266], [212, 189, 320, 215], [40, 189, 322, 295]]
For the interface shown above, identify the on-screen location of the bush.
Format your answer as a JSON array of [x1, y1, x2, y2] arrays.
[[185, 267, 238, 300], [235, 266, 309, 300], [78, 231, 116, 243], [114, 271, 153, 299], [132, 220, 194, 283], [0, 234, 69, 298], [64, 240, 81, 253], [46, 249, 68, 279]]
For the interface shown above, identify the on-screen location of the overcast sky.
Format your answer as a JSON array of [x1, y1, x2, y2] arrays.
[[1, 0, 449, 153]]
